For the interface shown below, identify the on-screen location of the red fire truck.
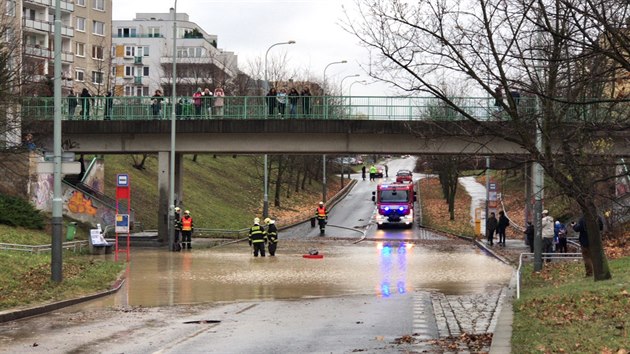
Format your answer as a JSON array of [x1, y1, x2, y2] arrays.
[[371, 183, 417, 228]]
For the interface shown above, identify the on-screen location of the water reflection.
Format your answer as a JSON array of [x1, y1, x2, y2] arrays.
[[86, 242, 511, 309], [376, 242, 412, 297]]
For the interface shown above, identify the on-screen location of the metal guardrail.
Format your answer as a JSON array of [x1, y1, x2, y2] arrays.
[[19, 95, 611, 122], [516, 252, 582, 299], [0, 241, 88, 254]]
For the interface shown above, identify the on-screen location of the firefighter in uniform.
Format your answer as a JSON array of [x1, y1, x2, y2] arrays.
[[249, 218, 266, 257], [315, 202, 328, 236], [181, 210, 194, 250], [173, 207, 182, 251], [264, 218, 278, 256]]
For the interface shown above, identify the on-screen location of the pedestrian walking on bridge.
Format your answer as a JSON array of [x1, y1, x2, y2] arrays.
[[264, 218, 278, 256], [249, 217, 266, 257]]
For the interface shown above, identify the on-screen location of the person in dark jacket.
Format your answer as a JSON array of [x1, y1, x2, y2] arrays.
[[572, 216, 603, 277], [248, 217, 266, 257], [264, 218, 278, 256], [266, 88, 277, 116], [524, 221, 534, 253], [486, 212, 498, 246], [80, 88, 92, 120], [361, 165, 366, 181], [173, 207, 182, 252], [104, 91, 113, 120], [288, 88, 299, 118], [300, 86, 311, 116], [496, 211, 510, 246], [68, 90, 78, 119]]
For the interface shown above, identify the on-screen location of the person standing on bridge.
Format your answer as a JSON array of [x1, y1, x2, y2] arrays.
[[67, 90, 78, 119], [301, 86, 311, 116], [214, 86, 225, 117], [266, 87, 277, 116], [181, 210, 194, 250], [264, 218, 278, 256], [249, 217, 266, 257], [151, 89, 163, 119], [193, 88, 203, 118], [277, 88, 288, 117], [80, 88, 92, 120]]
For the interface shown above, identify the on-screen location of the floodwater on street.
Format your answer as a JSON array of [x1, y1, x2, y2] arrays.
[[80, 239, 512, 309]]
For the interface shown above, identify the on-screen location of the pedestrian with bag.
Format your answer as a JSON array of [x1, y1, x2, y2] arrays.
[[249, 217, 266, 257], [264, 218, 278, 256]]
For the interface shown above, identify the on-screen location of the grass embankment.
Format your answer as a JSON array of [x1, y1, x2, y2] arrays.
[[103, 154, 340, 230], [0, 226, 124, 311], [420, 177, 475, 237], [513, 258, 630, 353]]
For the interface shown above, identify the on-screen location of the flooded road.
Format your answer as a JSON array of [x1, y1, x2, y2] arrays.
[[83, 238, 511, 308]]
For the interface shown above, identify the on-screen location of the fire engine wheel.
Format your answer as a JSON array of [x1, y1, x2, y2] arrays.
[[376, 224, 383, 230]]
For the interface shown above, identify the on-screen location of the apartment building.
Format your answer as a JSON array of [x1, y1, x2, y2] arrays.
[[112, 12, 238, 97], [2, 0, 111, 96]]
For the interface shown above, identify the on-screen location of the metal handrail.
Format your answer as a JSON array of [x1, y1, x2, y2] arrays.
[[516, 252, 582, 299], [0, 241, 88, 254]]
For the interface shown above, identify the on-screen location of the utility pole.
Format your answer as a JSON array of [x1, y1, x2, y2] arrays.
[[51, 0, 63, 282]]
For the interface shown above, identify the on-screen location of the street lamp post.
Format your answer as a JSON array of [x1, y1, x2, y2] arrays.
[[51, 0, 62, 282], [321, 60, 347, 203], [348, 80, 366, 117], [340, 74, 359, 118], [263, 40, 295, 219], [168, 1, 178, 251]]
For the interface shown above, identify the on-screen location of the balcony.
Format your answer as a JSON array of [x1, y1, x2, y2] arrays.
[[134, 76, 143, 85], [24, 45, 51, 59], [61, 25, 74, 37], [113, 34, 164, 38], [24, 0, 51, 7], [23, 18, 51, 32], [60, 0, 74, 12], [134, 56, 143, 65], [61, 51, 74, 63]]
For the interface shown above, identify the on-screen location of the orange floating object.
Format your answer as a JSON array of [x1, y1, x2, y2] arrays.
[[302, 254, 324, 259]]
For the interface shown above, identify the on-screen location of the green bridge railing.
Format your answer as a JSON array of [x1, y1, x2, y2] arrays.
[[19, 95, 611, 122]]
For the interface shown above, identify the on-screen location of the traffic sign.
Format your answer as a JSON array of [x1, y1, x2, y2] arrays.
[[115, 214, 130, 233], [117, 174, 129, 187]]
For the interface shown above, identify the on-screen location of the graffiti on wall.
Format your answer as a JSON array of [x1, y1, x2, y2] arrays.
[[67, 191, 97, 216], [32, 174, 53, 211]]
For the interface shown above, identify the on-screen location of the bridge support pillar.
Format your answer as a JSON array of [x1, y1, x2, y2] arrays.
[[158, 151, 169, 243]]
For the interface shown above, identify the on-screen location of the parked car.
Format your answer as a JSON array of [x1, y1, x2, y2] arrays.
[[396, 169, 413, 183], [374, 165, 385, 178]]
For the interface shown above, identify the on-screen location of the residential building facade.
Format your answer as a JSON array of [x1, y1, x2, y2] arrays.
[[112, 12, 238, 97]]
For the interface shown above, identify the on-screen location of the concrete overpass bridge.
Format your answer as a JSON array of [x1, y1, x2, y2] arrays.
[[23, 95, 630, 241]]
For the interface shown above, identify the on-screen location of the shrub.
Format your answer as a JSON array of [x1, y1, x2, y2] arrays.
[[0, 194, 45, 229]]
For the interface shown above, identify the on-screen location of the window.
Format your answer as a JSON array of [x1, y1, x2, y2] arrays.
[[75, 70, 84, 82], [6, 0, 16, 16], [92, 45, 103, 60], [124, 45, 135, 57], [93, 0, 104, 11], [125, 86, 148, 96], [92, 71, 103, 84], [124, 66, 134, 77], [76, 17, 85, 32], [76, 42, 85, 57], [76, 0, 85, 6], [93, 21, 104, 36], [137, 46, 149, 57], [148, 27, 160, 38], [111, 66, 116, 77], [143, 67, 149, 77], [117, 27, 136, 38]]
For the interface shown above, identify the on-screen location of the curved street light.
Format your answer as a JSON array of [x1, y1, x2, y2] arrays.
[[340, 74, 360, 96], [321, 60, 347, 203], [263, 40, 295, 219]]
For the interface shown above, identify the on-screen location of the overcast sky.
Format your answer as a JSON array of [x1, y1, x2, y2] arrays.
[[113, 0, 396, 96]]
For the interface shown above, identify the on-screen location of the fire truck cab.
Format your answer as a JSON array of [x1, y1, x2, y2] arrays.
[[371, 183, 417, 228]]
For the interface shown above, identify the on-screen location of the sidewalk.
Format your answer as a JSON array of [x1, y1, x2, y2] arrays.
[[458, 176, 529, 354]]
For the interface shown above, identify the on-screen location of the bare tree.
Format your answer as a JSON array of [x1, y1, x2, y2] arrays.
[[345, 0, 630, 280]]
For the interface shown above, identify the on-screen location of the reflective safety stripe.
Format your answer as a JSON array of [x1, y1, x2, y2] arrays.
[[181, 217, 193, 231]]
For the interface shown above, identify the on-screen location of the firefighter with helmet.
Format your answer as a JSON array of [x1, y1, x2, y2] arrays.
[[173, 207, 182, 252], [181, 210, 194, 250], [248, 217, 266, 257], [315, 202, 328, 235], [264, 218, 278, 256]]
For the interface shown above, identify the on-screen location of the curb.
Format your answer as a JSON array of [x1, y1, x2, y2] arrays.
[[0, 274, 126, 323]]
